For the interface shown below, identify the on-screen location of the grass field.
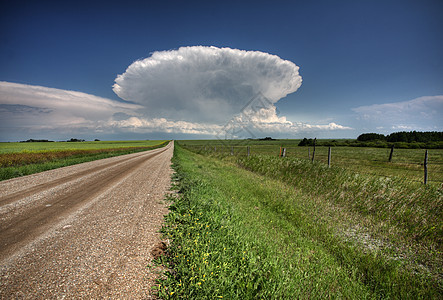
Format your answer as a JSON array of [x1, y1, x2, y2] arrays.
[[0, 140, 168, 181], [178, 139, 443, 185], [156, 144, 442, 298]]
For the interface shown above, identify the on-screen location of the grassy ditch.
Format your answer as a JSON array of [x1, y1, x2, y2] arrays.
[[237, 155, 442, 250], [156, 145, 441, 298], [0, 141, 168, 181]]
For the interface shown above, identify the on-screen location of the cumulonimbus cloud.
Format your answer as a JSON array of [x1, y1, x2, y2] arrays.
[[0, 46, 352, 140], [112, 46, 351, 136], [113, 46, 303, 124]]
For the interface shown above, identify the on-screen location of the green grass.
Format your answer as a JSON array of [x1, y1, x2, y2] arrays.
[[236, 155, 442, 269], [156, 145, 441, 299], [0, 140, 168, 181]]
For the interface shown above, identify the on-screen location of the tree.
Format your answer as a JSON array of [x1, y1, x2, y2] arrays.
[[298, 138, 315, 146], [357, 133, 386, 142]]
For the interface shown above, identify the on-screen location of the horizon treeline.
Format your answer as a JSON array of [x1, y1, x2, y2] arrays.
[[299, 131, 443, 149], [357, 131, 443, 143]]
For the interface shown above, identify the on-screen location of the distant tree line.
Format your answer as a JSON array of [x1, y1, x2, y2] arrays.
[[356, 133, 386, 142], [298, 131, 443, 149], [259, 137, 276, 141], [20, 138, 87, 143], [20, 139, 54, 143], [357, 131, 443, 143]]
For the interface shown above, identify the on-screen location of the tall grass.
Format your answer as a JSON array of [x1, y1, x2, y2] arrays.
[[156, 145, 441, 298], [237, 155, 442, 248]]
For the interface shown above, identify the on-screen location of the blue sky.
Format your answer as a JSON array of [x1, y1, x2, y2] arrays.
[[1, 0, 442, 141]]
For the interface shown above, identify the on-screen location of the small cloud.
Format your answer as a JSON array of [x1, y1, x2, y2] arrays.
[[352, 95, 443, 132], [392, 125, 413, 130]]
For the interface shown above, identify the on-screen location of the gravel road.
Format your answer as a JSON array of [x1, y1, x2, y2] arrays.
[[0, 142, 174, 299]]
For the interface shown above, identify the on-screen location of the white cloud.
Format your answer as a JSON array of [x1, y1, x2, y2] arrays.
[[0, 81, 222, 138], [113, 46, 302, 124], [352, 95, 443, 132], [0, 46, 352, 140], [106, 117, 222, 135], [111, 46, 351, 137], [219, 102, 351, 138], [0, 81, 141, 131]]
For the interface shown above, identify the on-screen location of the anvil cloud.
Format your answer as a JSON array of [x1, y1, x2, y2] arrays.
[[0, 47, 353, 141], [113, 46, 303, 124]]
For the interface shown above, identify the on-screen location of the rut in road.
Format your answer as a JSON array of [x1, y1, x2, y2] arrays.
[[0, 142, 174, 298]]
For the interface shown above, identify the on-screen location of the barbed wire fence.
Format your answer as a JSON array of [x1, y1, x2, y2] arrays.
[[180, 143, 443, 185]]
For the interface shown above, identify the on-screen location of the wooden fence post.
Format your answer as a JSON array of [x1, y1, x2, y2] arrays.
[[424, 149, 428, 185], [279, 147, 282, 157], [231, 146, 234, 155], [247, 146, 250, 157], [311, 138, 316, 162], [214, 146, 216, 152], [388, 145, 394, 162], [328, 147, 331, 168], [282, 148, 286, 157]]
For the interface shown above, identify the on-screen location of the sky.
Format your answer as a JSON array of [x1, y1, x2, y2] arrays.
[[0, 0, 442, 141]]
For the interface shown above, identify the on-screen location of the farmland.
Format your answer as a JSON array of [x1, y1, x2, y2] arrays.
[[156, 142, 442, 298], [0, 140, 167, 153], [0, 140, 168, 180]]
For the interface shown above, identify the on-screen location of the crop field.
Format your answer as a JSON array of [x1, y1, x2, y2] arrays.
[[0, 140, 165, 153], [156, 143, 442, 298], [178, 139, 443, 185], [0, 140, 168, 180]]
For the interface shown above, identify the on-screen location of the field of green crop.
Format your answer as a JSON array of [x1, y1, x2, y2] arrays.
[[0, 140, 165, 153], [178, 140, 443, 185], [0, 140, 168, 181], [156, 144, 442, 298]]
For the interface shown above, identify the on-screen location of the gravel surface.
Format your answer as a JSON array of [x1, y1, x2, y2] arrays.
[[0, 142, 174, 299]]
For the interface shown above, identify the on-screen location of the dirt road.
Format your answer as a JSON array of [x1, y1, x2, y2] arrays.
[[0, 142, 174, 298]]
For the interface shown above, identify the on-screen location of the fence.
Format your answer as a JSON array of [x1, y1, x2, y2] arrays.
[[181, 143, 443, 185]]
